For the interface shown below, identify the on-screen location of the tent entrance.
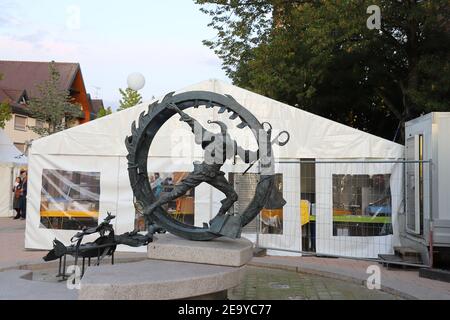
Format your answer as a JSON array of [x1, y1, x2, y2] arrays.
[[300, 159, 316, 253]]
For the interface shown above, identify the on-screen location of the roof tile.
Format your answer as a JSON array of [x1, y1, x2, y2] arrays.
[[0, 60, 79, 99]]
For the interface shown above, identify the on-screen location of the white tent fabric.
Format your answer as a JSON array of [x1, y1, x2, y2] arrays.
[[0, 129, 27, 217], [25, 79, 404, 257], [315, 161, 403, 258], [0, 128, 27, 164], [30, 79, 403, 159]]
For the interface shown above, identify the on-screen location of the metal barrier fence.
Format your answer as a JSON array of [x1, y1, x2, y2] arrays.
[[250, 159, 431, 267]]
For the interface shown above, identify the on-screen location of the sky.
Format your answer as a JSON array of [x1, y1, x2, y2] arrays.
[[0, 0, 229, 109]]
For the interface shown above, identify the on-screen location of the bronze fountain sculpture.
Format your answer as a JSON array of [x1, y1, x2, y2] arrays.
[[126, 91, 289, 240], [43, 90, 289, 276]]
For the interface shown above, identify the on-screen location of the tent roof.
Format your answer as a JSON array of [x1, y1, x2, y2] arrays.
[[0, 129, 27, 165], [30, 79, 403, 159]]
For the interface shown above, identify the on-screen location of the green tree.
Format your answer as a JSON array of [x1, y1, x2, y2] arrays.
[[118, 88, 142, 111], [0, 73, 13, 129], [0, 101, 12, 129], [96, 106, 113, 118], [196, 0, 450, 142], [27, 61, 83, 136]]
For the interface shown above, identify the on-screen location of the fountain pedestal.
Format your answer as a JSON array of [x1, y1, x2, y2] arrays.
[[78, 234, 253, 300]]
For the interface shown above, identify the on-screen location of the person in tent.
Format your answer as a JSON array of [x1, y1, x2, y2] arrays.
[[12, 176, 22, 220], [151, 173, 163, 198], [19, 170, 27, 220]]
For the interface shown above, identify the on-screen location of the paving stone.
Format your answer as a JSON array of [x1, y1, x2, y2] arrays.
[[0, 270, 77, 300], [229, 266, 401, 300], [249, 256, 450, 300]]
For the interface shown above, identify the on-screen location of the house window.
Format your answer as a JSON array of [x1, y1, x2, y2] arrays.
[[14, 143, 25, 152], [14, 115, 27, 131]]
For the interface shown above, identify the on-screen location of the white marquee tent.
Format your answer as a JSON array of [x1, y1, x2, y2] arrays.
[[25, 80, 404, 258], [0, 129, 27, 217]]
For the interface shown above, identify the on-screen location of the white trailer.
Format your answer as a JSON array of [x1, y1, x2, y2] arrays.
[[403, 112, 450, 266]]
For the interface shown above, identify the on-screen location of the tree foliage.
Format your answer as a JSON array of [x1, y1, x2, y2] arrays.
[[27, 61, 83, 136], [0, 101, 12, 129], [0, 73, 12, 129], [96, 106, 113, 118], [196, 0, 450, 142], [118, 88, 142, 111]]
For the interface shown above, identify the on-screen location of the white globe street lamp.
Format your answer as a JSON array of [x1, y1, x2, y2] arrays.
[[127, 72, 146, 91]]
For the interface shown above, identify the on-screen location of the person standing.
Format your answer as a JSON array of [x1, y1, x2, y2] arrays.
[[151, 173, 163, 198], [12, 177, 22, 219], [19, 170, 27, 220]]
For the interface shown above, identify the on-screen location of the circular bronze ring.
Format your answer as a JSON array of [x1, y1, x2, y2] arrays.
[[126, 91, 277, 240]]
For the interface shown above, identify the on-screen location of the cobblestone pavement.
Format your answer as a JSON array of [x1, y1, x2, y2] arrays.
[[250, 256, 450, 300], [229, 266, 401, 300]]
